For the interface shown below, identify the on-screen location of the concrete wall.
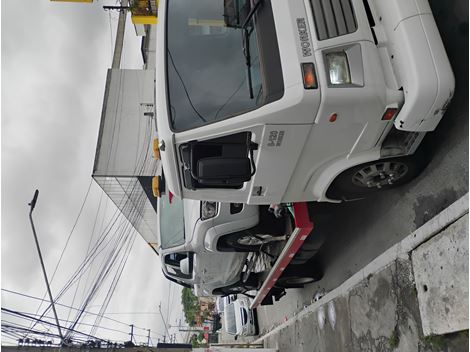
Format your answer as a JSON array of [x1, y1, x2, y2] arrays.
[[93, 69, 157, 178]]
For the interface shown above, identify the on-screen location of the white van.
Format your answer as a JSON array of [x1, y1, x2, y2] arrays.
[[224, 296, 258, 337]]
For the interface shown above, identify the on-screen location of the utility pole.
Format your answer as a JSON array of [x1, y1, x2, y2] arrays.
[[129, 324, 134, 343], [103, 0, 129, 69], [158, 303, 170, 338], [147, 329, 151, 346], [28, 190, 64, 343]]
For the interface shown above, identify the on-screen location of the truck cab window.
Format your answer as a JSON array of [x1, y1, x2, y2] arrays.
[[159, 193, 185, 249], [166, 0, 264, 131]]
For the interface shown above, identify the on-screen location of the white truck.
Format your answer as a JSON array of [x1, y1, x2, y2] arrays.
[[155, 0, 454, 205], [153, 0, 454, 305]]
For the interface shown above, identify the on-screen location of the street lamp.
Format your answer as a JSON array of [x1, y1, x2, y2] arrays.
[[28, 190, 64, 343]]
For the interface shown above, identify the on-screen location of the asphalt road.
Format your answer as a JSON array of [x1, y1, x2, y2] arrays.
[[257, 0, 469, 333]]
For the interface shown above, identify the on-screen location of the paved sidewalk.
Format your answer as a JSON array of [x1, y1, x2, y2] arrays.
[[256, 194, 469, 352]]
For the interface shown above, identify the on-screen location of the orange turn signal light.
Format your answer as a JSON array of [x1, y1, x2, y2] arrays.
[[153, 138, 161, 160], [152, 176, 161, 198], [382, 108, 398, 121], [301, 63, 318, 89]]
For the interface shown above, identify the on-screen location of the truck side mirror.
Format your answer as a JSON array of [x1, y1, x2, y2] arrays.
[[180, 257, 191, 276]]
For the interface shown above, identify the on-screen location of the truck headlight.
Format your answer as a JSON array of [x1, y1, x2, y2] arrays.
[[201, 201, 218, 220], [326, 52, 351, 85]]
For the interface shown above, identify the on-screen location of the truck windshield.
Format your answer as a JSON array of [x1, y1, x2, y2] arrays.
[[159, 194, 185, 249], [166, 0, 264, 132]]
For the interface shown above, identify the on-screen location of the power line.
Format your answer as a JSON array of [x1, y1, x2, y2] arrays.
[[2, 308, 107, 343], [2, 289, 151, 332]]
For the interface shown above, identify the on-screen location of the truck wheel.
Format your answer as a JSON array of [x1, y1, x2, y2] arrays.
[[222, 232, 275, 252], [275, 262, 323, 289], [301, 232, 325, 251], [290, 248, 318, 265], [326, 155, 426, 200], [213, 275, 259, 295], [214, 285, 245, 296], [253, 309, 260, 335]]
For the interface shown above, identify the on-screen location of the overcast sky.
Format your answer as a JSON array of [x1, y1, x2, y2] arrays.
[[2, 0, 184, 345]]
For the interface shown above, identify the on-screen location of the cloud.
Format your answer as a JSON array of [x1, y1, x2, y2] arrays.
[[2, 0, 178, 345]]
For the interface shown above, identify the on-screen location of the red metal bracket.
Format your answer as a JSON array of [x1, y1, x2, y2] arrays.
[[250, 202, 313, 309]]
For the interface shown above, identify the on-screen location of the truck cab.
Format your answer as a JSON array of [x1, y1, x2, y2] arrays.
[[155, 0, 454, 205]]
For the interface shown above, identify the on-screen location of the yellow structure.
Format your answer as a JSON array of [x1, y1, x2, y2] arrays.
[[131, 0, 158, 25], [188, 18, 225, 27]]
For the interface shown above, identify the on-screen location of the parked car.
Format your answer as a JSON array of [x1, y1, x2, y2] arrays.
[[224, 295, 258, 337], [157, 192, 272, 296]]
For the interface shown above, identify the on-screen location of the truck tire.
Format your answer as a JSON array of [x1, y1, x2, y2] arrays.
[[213, 274, 260, 295], [275, 262, 323, 289], [221, 231, 276, 252], [290, 231, 326, 265], [290, 248, 319, 265], [213, 285, 246, 296], [253, 309, 260, 336], [301, 232, 325, 251], [326, 154, 427, 200]]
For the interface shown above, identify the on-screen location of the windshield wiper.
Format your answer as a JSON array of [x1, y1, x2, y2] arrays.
[[243, 28, 254, 99], [241, 0, 263, 30], [241, 0, 263, 99]]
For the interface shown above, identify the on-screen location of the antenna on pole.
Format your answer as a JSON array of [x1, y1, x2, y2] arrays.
[[28, 190, 64, 344]]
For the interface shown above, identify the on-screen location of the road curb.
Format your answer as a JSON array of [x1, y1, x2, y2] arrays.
[[255, 192, 469, 344]]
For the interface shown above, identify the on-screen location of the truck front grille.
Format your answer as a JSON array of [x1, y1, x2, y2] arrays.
[[309, 0, 357, 40]]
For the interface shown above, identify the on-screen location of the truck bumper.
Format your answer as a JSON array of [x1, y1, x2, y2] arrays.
[[370, 0, 455, 132]]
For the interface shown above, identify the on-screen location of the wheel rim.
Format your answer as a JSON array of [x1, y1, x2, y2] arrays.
[[351, 161, 408, 189], [237, 234, 271, 246]]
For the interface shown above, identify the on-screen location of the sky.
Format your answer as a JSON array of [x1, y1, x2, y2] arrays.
[[2, 0, 184, 345]]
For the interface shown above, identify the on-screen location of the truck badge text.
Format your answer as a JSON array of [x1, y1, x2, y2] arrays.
[[296, 18, 312, 57], [267, 130, 285, 147]]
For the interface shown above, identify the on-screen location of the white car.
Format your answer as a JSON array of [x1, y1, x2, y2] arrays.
[[224, 296, 258, 337], [216, 297, 225, 314], [157, 192, 284, 296]]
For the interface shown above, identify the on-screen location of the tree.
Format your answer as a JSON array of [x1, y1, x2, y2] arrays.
[[181, 288, 199, 325]]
